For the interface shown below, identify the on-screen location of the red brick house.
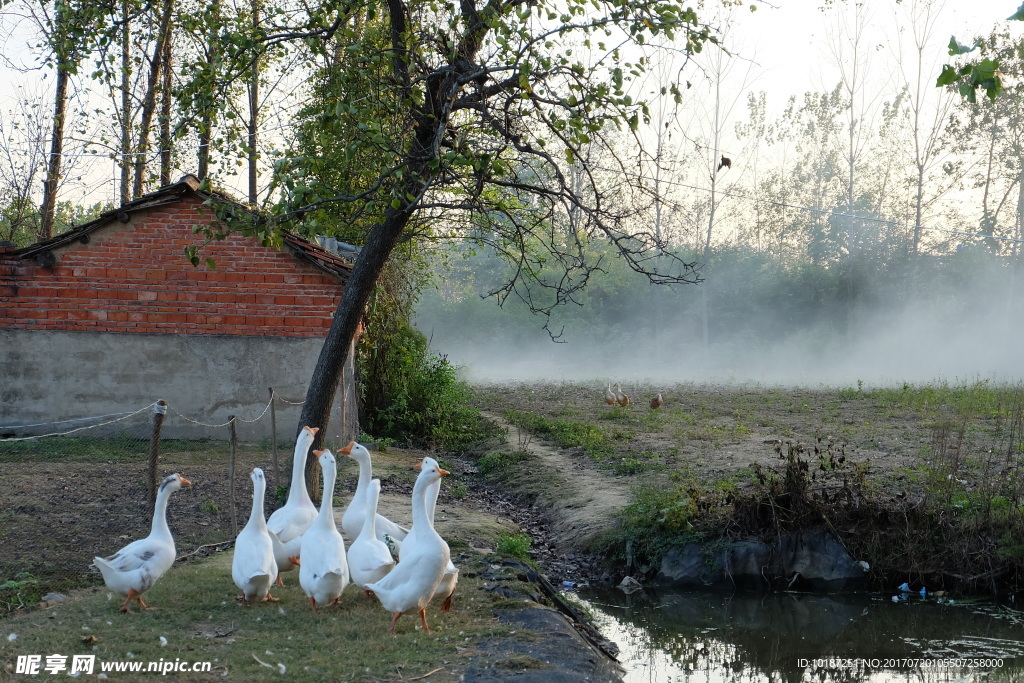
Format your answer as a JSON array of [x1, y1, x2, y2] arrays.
[[0, 175, 357, 441]]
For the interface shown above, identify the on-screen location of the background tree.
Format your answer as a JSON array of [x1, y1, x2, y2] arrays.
[[188, 0, 717, 456]]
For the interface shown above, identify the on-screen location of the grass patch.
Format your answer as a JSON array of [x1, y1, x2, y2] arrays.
[[502, 410, 610, 455], [1, 551, 512, 681], [477, 449, 532, 476]]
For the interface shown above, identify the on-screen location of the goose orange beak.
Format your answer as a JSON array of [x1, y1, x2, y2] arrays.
[[304, 426, 319, 435], [439, 468, 450, 477], [179, 476, 192, 487], [313, 449, 326, 456], [340, 441, 355, 455]]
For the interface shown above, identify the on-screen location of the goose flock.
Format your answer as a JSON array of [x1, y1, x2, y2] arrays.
[[91, 428, 457, 633]]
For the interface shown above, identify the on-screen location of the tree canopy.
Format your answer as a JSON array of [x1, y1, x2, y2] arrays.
[[181, 0, 724, 443]]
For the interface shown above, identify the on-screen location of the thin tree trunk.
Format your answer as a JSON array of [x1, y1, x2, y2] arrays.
[[246, 0, 260, 205], [119, 0, 132, 204], [132, 0, 175, 197], [39, 65, 68, 240], [159, 14, 173, 185], [197, 3, 220, 180]]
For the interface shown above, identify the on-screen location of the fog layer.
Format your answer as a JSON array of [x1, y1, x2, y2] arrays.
[[413, 246, 1024, 388]]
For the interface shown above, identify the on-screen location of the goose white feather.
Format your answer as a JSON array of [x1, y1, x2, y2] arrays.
[[340, 441, 409, 553], [423, 474, 458, 612], [232, 468, 278, 604], [92, 473, 191, 613], [267, 425, 318, 581], [298, 449, 349, 611], [347, 478, 395, 590], [365, 457, 451, 633]]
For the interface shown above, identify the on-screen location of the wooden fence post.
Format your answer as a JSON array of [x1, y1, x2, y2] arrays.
[[148, 399, 167, 508], [269, 387, 279, 487], [228, 415, 238, 537]]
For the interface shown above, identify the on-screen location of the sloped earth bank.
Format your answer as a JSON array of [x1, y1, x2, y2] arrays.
[[467, 382, 1024, 595]]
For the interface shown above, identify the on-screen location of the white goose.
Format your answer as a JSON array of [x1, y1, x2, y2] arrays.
[[298, 449, 350, 611], [423, 473, 458, 612], [267, 425, 319, 583], [232, 468, 278, 604], [347, 478, 396, 593], [340, 441, 409, 553], [93, 473, 191, 613], [366, 458, 451, 633]]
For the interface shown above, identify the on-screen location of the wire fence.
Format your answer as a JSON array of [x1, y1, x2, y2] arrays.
[[0, 389, 356, 613]]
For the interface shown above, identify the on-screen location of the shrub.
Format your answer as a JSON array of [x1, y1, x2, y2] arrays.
[[496, 532, 531, 558], [360, 322, 498, 450]]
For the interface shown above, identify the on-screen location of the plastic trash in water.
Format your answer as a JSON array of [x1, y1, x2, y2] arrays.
[[898, 582, 911, 593], [562, 581, 576, 589]]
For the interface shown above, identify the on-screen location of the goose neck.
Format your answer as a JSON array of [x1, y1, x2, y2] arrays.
[[410, 473, 434, 529], [317, 463, 337, 523], [248, 479, 267, 530], [150, 485, 173, 541]]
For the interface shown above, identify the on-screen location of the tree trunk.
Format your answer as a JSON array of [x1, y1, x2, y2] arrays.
[[132, 0, 175, 198], [119, 0, 132, 204], [39, 64, 68, 240], [298, 207, 413, 497], [197, 0, 220, 180], [159, 25, 173, 185], [246, 0, 260, 205]]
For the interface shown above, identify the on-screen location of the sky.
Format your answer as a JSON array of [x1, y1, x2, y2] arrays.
[[1, 0, 1021, 205]]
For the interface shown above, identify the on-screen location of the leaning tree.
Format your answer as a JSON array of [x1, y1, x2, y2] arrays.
[[195, 0, 720, 459]]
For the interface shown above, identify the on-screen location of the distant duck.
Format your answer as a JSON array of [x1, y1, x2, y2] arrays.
[[347, 478, 396, 593], [93, 473, 191, 613], [298, 449, 350, 611], [650, 391, 664, 410], [366, 457, 451, 633], [340, 441, 409, 554], [232, 468, 278, 604], [614, 383, 630, 407], [604, 384, 616, 406], [267, 426, 319, 584]]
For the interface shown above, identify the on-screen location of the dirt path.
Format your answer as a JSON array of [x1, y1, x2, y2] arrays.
[[480, 410, 632, 548]]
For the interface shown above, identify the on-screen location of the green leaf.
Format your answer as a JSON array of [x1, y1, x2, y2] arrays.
[[973, 58, 1000, 82], [1009, 3, 1024, 20], [948, 35, 979, 56], [936, 64, 958, 87]]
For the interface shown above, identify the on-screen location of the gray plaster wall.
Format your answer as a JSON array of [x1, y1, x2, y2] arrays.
[[0, 328, 357, 442]]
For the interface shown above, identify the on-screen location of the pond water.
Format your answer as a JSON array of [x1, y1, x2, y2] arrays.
[[575, 587, 1024, 683]]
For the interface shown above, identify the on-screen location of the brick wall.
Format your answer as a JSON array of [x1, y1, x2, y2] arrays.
[[0, 196, 343, 337]]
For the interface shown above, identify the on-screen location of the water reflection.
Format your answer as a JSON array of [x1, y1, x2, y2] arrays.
[[576, 587, 1024, 683]]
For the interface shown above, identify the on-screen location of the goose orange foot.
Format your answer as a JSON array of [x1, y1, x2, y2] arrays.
[[275, 574, 285, 587], [262, 592, 280, 603], [287, 556, 301, 567], [387, 611, 402, 634], [119, 588, 151, 613]]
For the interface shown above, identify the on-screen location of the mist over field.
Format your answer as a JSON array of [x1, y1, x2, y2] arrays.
[[413, 248, 1024, 388]]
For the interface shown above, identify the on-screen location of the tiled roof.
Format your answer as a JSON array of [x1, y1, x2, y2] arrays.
[[5, 175, 354, 282]]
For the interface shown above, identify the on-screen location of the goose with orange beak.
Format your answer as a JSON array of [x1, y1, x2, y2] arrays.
[[366, 457, 451, 633], [93, 473, 191, 613]]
